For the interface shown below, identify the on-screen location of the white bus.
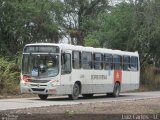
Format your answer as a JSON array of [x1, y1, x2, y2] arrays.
[[20, 43, 140, 100]]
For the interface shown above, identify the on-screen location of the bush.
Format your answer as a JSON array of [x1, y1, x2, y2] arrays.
[[0, 57, 20, 95], [140, 65, 160, 90]]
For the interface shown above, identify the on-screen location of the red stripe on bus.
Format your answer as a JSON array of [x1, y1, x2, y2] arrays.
[[114, 70, 122, 83]]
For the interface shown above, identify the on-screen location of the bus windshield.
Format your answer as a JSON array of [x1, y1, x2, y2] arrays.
[[22, 54, 59, 78]]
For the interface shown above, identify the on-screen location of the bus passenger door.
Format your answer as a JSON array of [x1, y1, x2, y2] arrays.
[[60, 53, 72, 94]]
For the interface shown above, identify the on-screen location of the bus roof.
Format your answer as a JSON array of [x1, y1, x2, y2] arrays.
[[25, 43, 138, 56]]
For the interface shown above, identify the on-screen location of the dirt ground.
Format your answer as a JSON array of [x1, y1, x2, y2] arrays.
[[0, 98, 160, 120], [0, 94, 37, 99]]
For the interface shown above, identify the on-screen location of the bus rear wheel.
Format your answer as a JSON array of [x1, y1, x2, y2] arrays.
[[68, 83, 80, 100], [107, 82, 120, 97], [38, 94, 48, 100], [82, 94, 93, 98]]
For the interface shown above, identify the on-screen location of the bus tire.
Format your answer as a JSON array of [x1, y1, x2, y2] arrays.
[[82, 94, 94, 98], [107, 82, 120, 97], [38, 94, 48, 100], [68, 83, 80, 100]]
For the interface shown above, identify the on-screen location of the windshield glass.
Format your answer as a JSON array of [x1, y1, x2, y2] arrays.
[[22, 54, 59, 78]]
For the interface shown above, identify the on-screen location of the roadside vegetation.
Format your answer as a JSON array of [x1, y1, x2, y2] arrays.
[[140, 66, 160, 91], [0, 0, 160, 95], [0, 57, 20, 95]]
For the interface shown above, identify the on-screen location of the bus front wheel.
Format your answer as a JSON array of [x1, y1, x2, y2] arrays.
[[38, 94, 48, 100], [68, 83, 80, 100]]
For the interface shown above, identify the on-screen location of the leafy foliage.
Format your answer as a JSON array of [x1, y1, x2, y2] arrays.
[[0, 57, 20, 94], [85, 3, 134, 49], [51, 0, 110, 45], [84, 1, 160, 68], [0, 0, 60, 56]]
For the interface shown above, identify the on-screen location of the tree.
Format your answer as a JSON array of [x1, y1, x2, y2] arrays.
[[0, 0, 60, 56], [84, 0, 160, 67], [85, 2, 135, 49], [132, 0, 160, 67], [52, 0, 110, 45]]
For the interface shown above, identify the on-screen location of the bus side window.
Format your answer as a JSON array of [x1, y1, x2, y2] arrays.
[[72, 51, 81, 69], [94, 53, 103, 70], [113, 55, 122, 70], [130, 56, 138, 71], [82, 52, 92, 69], [104, 54, 113, 70], [61, 53, 71, 74], [123, 56, 130, 71]]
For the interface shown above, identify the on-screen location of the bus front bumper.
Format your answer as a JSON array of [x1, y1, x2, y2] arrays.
[[20, 83, 72, 95]]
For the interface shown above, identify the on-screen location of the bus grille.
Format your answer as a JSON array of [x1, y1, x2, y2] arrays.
[[31, 88, 45, 92], [30, 80, 50, 83]]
